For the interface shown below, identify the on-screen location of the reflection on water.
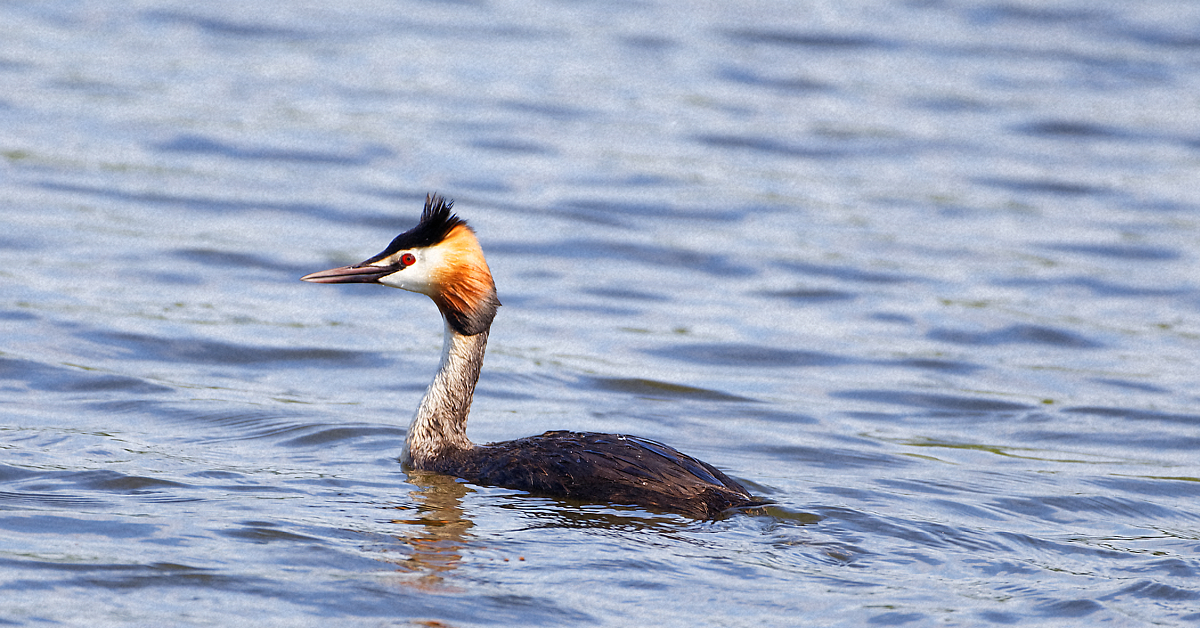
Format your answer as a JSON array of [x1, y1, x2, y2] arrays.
[[386, 472, 474, 592]]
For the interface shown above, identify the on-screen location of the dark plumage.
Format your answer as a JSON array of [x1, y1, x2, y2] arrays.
[[432, 431, 763, 518]]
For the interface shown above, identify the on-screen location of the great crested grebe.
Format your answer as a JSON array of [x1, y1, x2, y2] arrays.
[[302, 194, 762, 517]]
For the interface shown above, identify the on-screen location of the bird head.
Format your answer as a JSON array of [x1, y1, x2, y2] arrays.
[[301, 194, 500, 335]]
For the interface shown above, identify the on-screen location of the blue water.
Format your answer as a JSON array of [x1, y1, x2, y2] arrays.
[[3, 1, 1200, 625]]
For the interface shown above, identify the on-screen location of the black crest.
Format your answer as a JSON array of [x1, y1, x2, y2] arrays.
[[361, 194, 466, 264]]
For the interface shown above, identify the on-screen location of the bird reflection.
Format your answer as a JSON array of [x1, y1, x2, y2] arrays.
[[385, 471, 474, 591]]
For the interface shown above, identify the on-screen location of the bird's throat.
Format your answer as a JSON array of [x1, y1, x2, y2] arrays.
[[401, 320, 488, 467]]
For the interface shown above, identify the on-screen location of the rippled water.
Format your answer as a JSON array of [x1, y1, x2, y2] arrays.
[[3, 1, 1200, 625]]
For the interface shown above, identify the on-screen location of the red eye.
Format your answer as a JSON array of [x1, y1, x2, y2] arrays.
[[400, 253, 416, 267]]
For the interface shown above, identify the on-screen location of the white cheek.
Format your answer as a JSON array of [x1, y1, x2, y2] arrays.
[[377, 250, 440, 295]]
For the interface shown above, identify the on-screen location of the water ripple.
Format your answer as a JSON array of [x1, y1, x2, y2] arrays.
[[832, 389, 1033, 413], [81, 331, 379, 367], [0, 356, 174, 395], [0, 515, 161, 539], [927, 324, 1104, 349], [153, 134, 393, 166], [724, 29, 895, 50], [648, 343, 853, 368], [142, 9, 319, 40], [587, 377, 756, 403], [1044, 242, 1182, 261]]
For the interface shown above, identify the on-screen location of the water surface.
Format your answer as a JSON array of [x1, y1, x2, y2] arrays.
[[3, 1, 1200, 626]]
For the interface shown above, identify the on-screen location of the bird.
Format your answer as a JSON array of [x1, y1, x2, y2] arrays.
[[301, 194, 763, 518]]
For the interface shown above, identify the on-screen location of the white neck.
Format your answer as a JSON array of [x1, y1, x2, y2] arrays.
[[401, 319, 487, 467]]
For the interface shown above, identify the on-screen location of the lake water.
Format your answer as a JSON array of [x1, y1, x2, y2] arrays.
[[3, 1, 1200, 625]]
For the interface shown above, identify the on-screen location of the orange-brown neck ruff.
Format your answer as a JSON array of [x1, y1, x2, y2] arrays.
[[432, 224, 500, 336]]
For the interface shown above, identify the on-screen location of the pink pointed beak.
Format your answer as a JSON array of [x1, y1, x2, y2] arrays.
[[300, 264, 392, 284]]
